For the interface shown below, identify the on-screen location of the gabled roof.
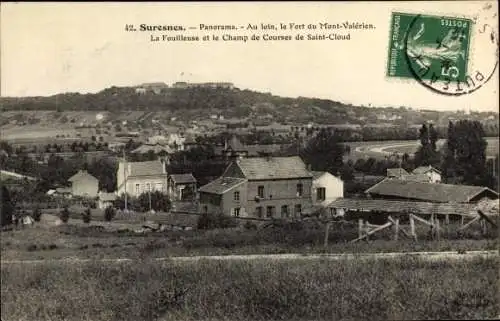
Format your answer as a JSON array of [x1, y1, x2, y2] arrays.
[[126, 160, 166, 177], [365, 179, 499, 203], [386, 168, 409, 177], [198, 177, 247, 195], [170, 173, 197, 184], [68, 170, 98, 182], [234, 156, 312, 180], [413, 165, 442, 175]]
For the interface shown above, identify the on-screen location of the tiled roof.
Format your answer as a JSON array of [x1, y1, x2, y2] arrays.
[[386, 168, 409, 177], [170, 173, 197, 184], [127, 160, 166, 177], [365, 179, 498, 203], [327, 198, 479, 216], [198, 177, 247, 194], [236, 156, 312, 180], [413, 165, 441, 175], [68, 170, 98, 182]]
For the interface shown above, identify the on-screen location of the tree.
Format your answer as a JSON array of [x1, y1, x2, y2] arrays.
[[60, 206, 70, 223], [442, 120, 492, 187], [1, 185, 14, 227], [82, 208, 91, 223], [299, 128, 346, 174], [104, 206, 116, 221], [414, 123, 440, 168], [137, 191, 171, 212], [32, 207, 42, 222]]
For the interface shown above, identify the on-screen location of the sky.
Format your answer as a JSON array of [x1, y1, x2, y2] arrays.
[[1, 1, 498, 112]]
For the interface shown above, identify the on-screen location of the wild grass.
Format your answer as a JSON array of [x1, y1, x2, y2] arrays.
[[1, 256, 498, 321]]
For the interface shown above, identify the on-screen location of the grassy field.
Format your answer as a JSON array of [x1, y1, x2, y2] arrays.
[[1, 218, 497, 261], [1, 256, 498, 321]]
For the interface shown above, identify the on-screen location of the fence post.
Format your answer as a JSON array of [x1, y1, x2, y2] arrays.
[[436, 218, 440, 241], [324, 222, 331, 248], [393, 218, 399, 241], [409, 214, 417, 242]]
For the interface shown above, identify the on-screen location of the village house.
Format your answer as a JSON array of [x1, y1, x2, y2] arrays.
[[365, 179, 498, 203], [214, 135, 286, 159], [116, 159, 168, 197], [198, 156, 313, 219], [412, 165, 442, 183], [311, 171, 344, 207], [168, 173, 197, 201], [68, 170, 99, 198]]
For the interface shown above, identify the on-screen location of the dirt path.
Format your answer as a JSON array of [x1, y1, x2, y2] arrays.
[[1, 250, 497, 265]]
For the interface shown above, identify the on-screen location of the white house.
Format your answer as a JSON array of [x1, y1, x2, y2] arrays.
[[116, 160, 168, 197], [311, 171, 344, 206], [412, 166, 442, 183], [68, 170, 99, 198]]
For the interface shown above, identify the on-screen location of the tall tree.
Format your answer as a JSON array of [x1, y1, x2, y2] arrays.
[[415, 123, 440, 167], [299, 128, 345, 175], [442, 120, 492, 187]]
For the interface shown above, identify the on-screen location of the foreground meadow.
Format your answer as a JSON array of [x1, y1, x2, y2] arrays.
[[1, 256, 498, 321]]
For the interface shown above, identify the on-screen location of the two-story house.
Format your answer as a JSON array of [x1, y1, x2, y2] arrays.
[[198, 156, 313, 219], [116, 160, 168, 197], [412, 166, 442, 183]]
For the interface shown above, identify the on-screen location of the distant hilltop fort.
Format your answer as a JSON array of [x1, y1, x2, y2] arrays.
[[172, 82, 234, 89]]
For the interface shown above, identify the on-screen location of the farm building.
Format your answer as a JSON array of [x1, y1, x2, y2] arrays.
[[365, 179, 498, 203], [68, 170, 99, 198]]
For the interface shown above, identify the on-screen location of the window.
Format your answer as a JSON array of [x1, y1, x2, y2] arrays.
[[266, 206, 275, 218], [296, 183, 303, 197], [234, 191, 240, 201], [135, 183, 140, 195], [146, 183, 151, 192], [233, 207, 240, 217], [256, 206, 263, 218], [258, 185, 264, 198], [316, 187, 326, 201], [281, 205, 289, 218], [294, 204, 302, 216]]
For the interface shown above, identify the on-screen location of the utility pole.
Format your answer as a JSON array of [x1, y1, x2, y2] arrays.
[[123, 148, 128, 212]]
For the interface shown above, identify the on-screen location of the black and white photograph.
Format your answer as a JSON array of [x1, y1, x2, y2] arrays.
[[1, 1, 498, 320]]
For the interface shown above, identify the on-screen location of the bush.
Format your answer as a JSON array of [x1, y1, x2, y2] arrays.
[[197, 212, 239, 230], [32, 207, 42, 222], [82, 208, 91, 224], [59, 206, 70, 223], [104, 206, 116, 222]]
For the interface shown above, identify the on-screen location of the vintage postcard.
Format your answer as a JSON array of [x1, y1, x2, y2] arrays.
[[1, 2, 498, 321]]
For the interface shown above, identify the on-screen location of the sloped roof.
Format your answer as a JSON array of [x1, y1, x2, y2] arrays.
[[387, 168, 409, 177], [235, 156, 312, 180], [68, 170, 98, 182], [311, 171, 327, 180], [127, 160, 166, 177], [170, 173, 197, 184], [328, 198, 479, 216], [365, 179, 499, 203], [413, 165, 442, 175], [199, 177, 247, 194]]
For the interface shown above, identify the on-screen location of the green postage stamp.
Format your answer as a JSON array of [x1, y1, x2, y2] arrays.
[[387, 12, 472, 83]]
